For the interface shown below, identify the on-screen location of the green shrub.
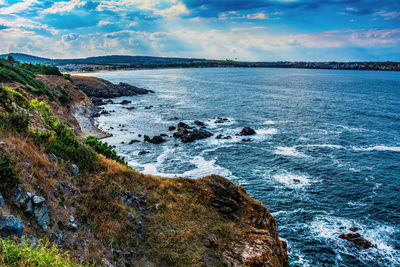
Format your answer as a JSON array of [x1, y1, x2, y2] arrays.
[[0, 238, 81, 266], [0, 59, 56, 101], [32, 129, 52, 144], [62, 74, 72, 82], [0, 86, 30, 111], [0, 151, 17, 192], [9, 110, 30, 133], [84, 136, 126, 165], [31, 99, 97, 171]]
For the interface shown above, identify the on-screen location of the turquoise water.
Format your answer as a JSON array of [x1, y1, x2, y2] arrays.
[[81, 68, 400, 266]]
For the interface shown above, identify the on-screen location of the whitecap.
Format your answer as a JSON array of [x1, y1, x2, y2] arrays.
[[274, 146, 308, 158], [305, 144, 344, 149], [263, 120, 276, 125], [353, 146, 400, 152], [309, 216, 400, 265], [271, 171, 311, 189], [181, 155, 233, 179]]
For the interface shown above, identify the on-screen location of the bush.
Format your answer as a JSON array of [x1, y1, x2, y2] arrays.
[[0, 86, 30, 112], [0, 151, 17, 192], [31, 99, 97, 171], [0, 59, 56, 101], [9, 110, 30, 133], [0, 238, 80, 266], [84, 136, 126, 165], [32, 129, 52, 144]]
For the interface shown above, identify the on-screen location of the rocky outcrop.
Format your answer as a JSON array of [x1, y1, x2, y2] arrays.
[[173, 122, 213, 143], [239, 127, 256, 136], [71, 76, 154, 98], [188, 175, 289, 266], [0, 215, 24, 238], [339, 232, 373, 249]]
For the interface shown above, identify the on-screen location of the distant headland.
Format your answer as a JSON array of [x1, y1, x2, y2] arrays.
[[1, 53, 399, 72]]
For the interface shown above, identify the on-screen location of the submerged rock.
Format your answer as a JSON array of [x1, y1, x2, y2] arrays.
[[119, 100, 131, 105], [0, 216, 24, 238], [214, 117, 229, 124]]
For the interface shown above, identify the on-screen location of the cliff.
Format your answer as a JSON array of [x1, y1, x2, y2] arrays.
[[0, 62, 288, 266]]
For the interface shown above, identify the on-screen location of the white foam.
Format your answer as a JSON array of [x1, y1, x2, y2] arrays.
[[272, 171, 311, 189], [353, 146, 400, 152], [309, 216, 400, 265], [275, 146, 308, 158], [181, 155, 233, 178], [306, 144, 344, 149], [263, 120, 276, 125]]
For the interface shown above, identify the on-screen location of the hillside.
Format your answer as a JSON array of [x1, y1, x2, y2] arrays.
[[0, 60, 289, 266]]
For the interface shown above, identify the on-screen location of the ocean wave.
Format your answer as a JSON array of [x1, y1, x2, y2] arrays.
[[274, 146, 308, 158], [181, 155, 233, 178], [305, 144, 344, 149], [271, 171, 312, 189], [309, 216, 400, 266], [352, 146, 400, 152], [263, 120, 276, 125]]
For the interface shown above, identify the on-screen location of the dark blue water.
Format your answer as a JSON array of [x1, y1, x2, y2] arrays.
[[79, 68, 400, 266]]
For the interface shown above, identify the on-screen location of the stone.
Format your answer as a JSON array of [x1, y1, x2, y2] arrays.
[[214, 117, 229, 123], [239, 127, 256, 136], [242, 138, 252, 142], [173, 123, 213, 143], [129, 139, 140, 144], [67, 222, 78, 231], [144, 135, 166, 144], [119, 100, 131, 105], [34, 206, 50, 230], [69, 216, 75, 223], [138, 151, 150, 155], [0, 140, 5, 146], [0, 193, 5, 208], [0, 216, 24, 238], [293, 179, 300, 183], [32, 196, 45, 206], [168, 126, 176, 131], [349, 227, 359, 232], [48, 153, 58, 162], [194, 120, 205, 126], [339, 233, 373, 249], [71, 164, 79, 175]]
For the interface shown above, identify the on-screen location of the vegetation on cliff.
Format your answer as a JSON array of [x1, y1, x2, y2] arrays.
[[0, 62, 288, 266]]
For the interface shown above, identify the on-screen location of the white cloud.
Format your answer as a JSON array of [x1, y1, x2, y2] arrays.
[[0, 0, 38, 15], [40, 0, 86, 15], [98, 20, 114, 26], [155, 2, 190, 18]]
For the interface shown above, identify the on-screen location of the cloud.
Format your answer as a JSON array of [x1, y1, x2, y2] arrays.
[[98, 20, 114, 26], [40, 0, 86, 15], [373, 10, 400, 20], [0, 0, 38, 15], [155, 2, 190, 18]]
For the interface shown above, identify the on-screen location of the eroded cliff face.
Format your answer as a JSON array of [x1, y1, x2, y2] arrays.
[[0, 75, 288, 266]]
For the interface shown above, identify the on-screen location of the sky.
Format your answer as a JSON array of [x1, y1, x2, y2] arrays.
[[0, 0, 399, 61]]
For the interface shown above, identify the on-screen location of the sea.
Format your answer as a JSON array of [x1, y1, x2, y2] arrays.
[[78, 68, 400, 266]]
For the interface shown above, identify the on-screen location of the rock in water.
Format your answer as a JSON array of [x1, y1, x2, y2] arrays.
[[173, 122, 213, 143], [339, 233, 373, 249], [239, 127, 256, 136], [144, 135, 166, 144], [0, 216, 24, 238]]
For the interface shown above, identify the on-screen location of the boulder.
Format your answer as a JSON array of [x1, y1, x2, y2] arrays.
[[129, 140, 140, 144], [71, 164, 79, 175], [214, 117, 229, 124], [194, 120, 205, 126], [119, 100, 131, 105], [138, 151, 150, 155], [144, 135, 166, 144], [168, 126, 176, 131], [239, 127, 256, 136], [339, 233, 373, 249], [0, 216, 24, 238], [173, 123, 213, 143]]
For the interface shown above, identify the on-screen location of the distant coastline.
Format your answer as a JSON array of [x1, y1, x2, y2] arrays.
[[2, 52, 399, 73]]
